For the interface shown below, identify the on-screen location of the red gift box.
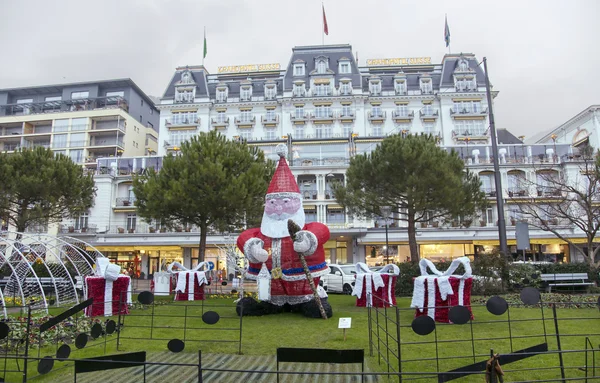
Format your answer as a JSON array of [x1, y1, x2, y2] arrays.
[[352, 263, 399, 307], [85, 276, 132, 317], [411, 257, 473, 323], [168, 262, 208, 301]]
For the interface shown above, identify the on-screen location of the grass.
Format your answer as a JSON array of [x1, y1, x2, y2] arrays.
[[3, 294, 599, 382]]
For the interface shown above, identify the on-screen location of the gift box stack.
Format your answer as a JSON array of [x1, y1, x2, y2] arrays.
[[151, 272, 173, 296], [85, 258, 132, 317], [352, 263, 400, 308], [167, 261, 208, 301], [410, 257, 474, 323]]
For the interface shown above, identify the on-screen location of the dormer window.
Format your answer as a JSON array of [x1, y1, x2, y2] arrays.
[[420, 79, 432, 94], [369, 80, 381, 95], [293, 83, 306, 97], [316, 59, 328, 74], [314, 84, 331, 96], [455, 77, 476, 92], [181, 71, 193, 84], [458, 59, 469, 72], [240, 86, 252, 101], [394, 80, 406, 95], [217, 88, 227, 103], [339, 61, 351, 74], [339, 81, 352, 95], [293, 63, 305, 76], [265, 85, 276, 100], [175, 88, 194, 103]]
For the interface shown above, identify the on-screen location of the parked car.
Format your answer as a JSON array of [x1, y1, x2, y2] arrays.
[[321, 264, 357, 294]]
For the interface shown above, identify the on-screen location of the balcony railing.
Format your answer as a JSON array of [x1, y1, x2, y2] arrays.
[[211, 117, 229, 128], [368, 111, 386, 121], [507, 187, 528, 197], [536, 187, 562, 197], [452, 129, 489, 138], [88, 139, 125, 148], [292, 89, 306, 98], [311, 112, 334, 121], [0, 96, 129, 116], [115, 197, 136, 207], [450, 108, 488, 116], [311, 88, 333, 97], [91, 122, 125, 132], [292, 157, 350, 167], [336, 111, 355, 120], [419, 109, 439, 118], [261, 115, 279, 125], [481, 188, 497, 197], [166, 117, 200, 127], [301, 189, 318, 200], [392, 110, 414, 120], [290, 113, 309, 122], [23, 142, 51, 149], [2, 144, 21, 151], [234, 116, 256, 126]]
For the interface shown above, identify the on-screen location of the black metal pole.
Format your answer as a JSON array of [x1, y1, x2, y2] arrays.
[[22, 306, 31, 383], [552, 303, 567, 383], [385, 223, 390, 265], [483, 57, 509, 257]]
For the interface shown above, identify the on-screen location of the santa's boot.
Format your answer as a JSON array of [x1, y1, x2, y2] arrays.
[[236, 297, 284, 316], [297, 298, 333, 318]]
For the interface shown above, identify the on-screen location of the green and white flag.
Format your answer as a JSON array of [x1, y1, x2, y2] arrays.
[[203, 27, 207, 59]]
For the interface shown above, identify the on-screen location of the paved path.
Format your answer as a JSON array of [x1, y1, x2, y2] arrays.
[[74, 351, 379, 382]]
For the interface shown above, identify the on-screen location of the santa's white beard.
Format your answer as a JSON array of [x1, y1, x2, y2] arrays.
[[260, 208, 306, 238]]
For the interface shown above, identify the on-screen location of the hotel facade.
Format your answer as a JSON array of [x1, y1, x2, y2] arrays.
[[5, 45, 599, 279]]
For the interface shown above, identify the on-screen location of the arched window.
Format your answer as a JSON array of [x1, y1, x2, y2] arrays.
[[459, 60, 468, 71], [317, 60, 327, 74]]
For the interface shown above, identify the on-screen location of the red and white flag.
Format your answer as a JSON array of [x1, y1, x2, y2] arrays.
[[322, 4, 329, 35]]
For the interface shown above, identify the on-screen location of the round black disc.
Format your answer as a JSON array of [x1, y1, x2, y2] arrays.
[[448, 305, 471, 325], [167, 339, 185, 353], [221, 281, 228, 286], [0, 322, 10, 340], [56, 344, 71, 360], [137, 291, 155, 305], [75, 333, 88, 349], [411, 315, 436, 336], [520, 287, 541, 305], [106, 320, 117, 334], [37, 356, 54, 374], [90, 323, 102, 339], [531, 273, 539, 280], [486, 296, 508, 315], [202, 311, 220, 325], [231, 289, 238, 294]]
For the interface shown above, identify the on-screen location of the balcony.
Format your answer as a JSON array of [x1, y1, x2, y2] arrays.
[[452, 129, 489, 140], [59, 224, 97, 235], [115, 197, 136, 208], [290, 113, 309, 124], [450, 108, 488, 117], [311, 112, 334, 123], [292, 89, 307, 98], [88, 138, 125, 150], [0, 96, 129, 116], [293, 157, 350, 167], [166, 117, 200, 128], [419, 109, 439, 119], [508, 187, 528, 198], [368, 111, 386, 123], [536, 187, 562, 198], [301, 189, 319, 200], [311, 88, 333, 97], [392, 110, 414, 122], [481, 188, 497, 198], [211, 117, 229, 129], [261, 115, 279, 127], [336, 111, 355, 122], [91, 121, 126, 133], [234, 116, 256, 127], [23, 141, 51, 149], [2, 143, 21, 151]]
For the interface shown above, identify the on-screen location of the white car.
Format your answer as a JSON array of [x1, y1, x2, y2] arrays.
[[321, 264, 357, 294]]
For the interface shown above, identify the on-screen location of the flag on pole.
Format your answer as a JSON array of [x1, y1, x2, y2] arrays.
[[203, 27, 208, 59], [323, 5, 329, 36], [444, 15, 450, 48]]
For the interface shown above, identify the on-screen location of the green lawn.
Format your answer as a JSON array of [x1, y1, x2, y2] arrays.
[[4, 294, 600, 382]]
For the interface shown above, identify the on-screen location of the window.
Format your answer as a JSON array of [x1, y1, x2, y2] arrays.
[[315, 125, 332, 138], [52, 134, 68, 148], [341, 105, 353, 117], [342, 124, 353, 137], [293, 84, 305, 97], [420, 80, 432, 94], [395, 105, 408, 117], [69, 149, 84, 163], [316, 60, 327, 74], [339, 62, 350, 74], [339, 82, 352, 95], [53, 119, 69, 132], [453, 100, 482, 114], [458, 60, 469, 71], [295, 106, 305, 119], [74, 213, 89, 230], [369, 81, 381, 95], [314, 84, 330, 96], [53, 150, 66, 157], [482, 208, 494, 225], [314, 105, 331, 118], [265, 86, 276, 100], [141, 99, 144, 106], [106, 91, 124, 98], [455, 78, 476, 92], [45, 96, 61, 102], [172, 112, 197, 125], [126, 214, 137, 231], [239, 110, 252, 123], [217, 89, 227, 102], [422, 104, 433, 116], [372, 125, 383, 136], [423, 122, 435, 134], [397, 122, 411, 133], [240, 87, 252, 101], [71, 91, 89, 99], [394, 81, 406, 95], [175, 89, 194, 103], [294, 125, 305, 139], [265, 128, 277, 140], [239, 129, 252, 140], [371, 106, 382, 118], [293, 64, 305, 76], [69, 133, 86, 147], [17, 98, 33, 104], [216, 111, 227, 123], [455, 119, 485, 136], [71, 117, 87, 131], [265, 110, 276, 121]]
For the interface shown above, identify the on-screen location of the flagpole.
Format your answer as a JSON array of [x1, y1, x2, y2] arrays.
[[321, 2, 324, 45], [203, 26, 206, 66]]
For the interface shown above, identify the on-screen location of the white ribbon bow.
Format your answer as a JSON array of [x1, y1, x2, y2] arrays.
[[351, 262, 400, 307], [410, 257, 472, 320], [168, 262, 208, 300]]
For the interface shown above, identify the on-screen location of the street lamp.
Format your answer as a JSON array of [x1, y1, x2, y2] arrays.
[[381, 206, 392, 265]]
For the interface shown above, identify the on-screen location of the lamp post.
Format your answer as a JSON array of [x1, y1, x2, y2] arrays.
[[381, 206, 392, 265]]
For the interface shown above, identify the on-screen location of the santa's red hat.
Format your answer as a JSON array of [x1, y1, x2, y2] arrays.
[[266, 144, 300, 196]]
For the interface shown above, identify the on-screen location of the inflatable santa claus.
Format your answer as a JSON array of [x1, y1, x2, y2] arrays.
[[236, 144, 332, 318]]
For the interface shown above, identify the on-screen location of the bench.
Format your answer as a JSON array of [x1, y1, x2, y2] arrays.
[[540, 273, 593, 293], [276, 347, 364, 383]]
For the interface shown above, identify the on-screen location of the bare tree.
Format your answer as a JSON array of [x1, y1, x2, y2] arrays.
[[510, 146, 600, 266]]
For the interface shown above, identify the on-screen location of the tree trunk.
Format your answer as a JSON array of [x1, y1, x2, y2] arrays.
[[198, 223, 207, 262], [407, 213, 419, 263]]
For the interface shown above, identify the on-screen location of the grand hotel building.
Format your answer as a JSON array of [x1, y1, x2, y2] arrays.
[[6, 44, 599, 278]]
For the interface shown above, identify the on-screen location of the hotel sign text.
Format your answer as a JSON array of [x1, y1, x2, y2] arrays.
[[217, 63, 281, 74], [366, 57, 432, 66]]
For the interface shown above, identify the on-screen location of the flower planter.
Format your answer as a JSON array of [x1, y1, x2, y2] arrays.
[[128, 228, 135, 234], [479, 220, 486, 227], [118, 227, 125, 234], [149, 227, 156, 233]]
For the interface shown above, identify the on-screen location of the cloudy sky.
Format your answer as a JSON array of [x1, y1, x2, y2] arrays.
[[1, 0, 598, 138]]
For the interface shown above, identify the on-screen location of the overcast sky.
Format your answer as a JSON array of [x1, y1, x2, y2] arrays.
[[1, 0, 598, 138]]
